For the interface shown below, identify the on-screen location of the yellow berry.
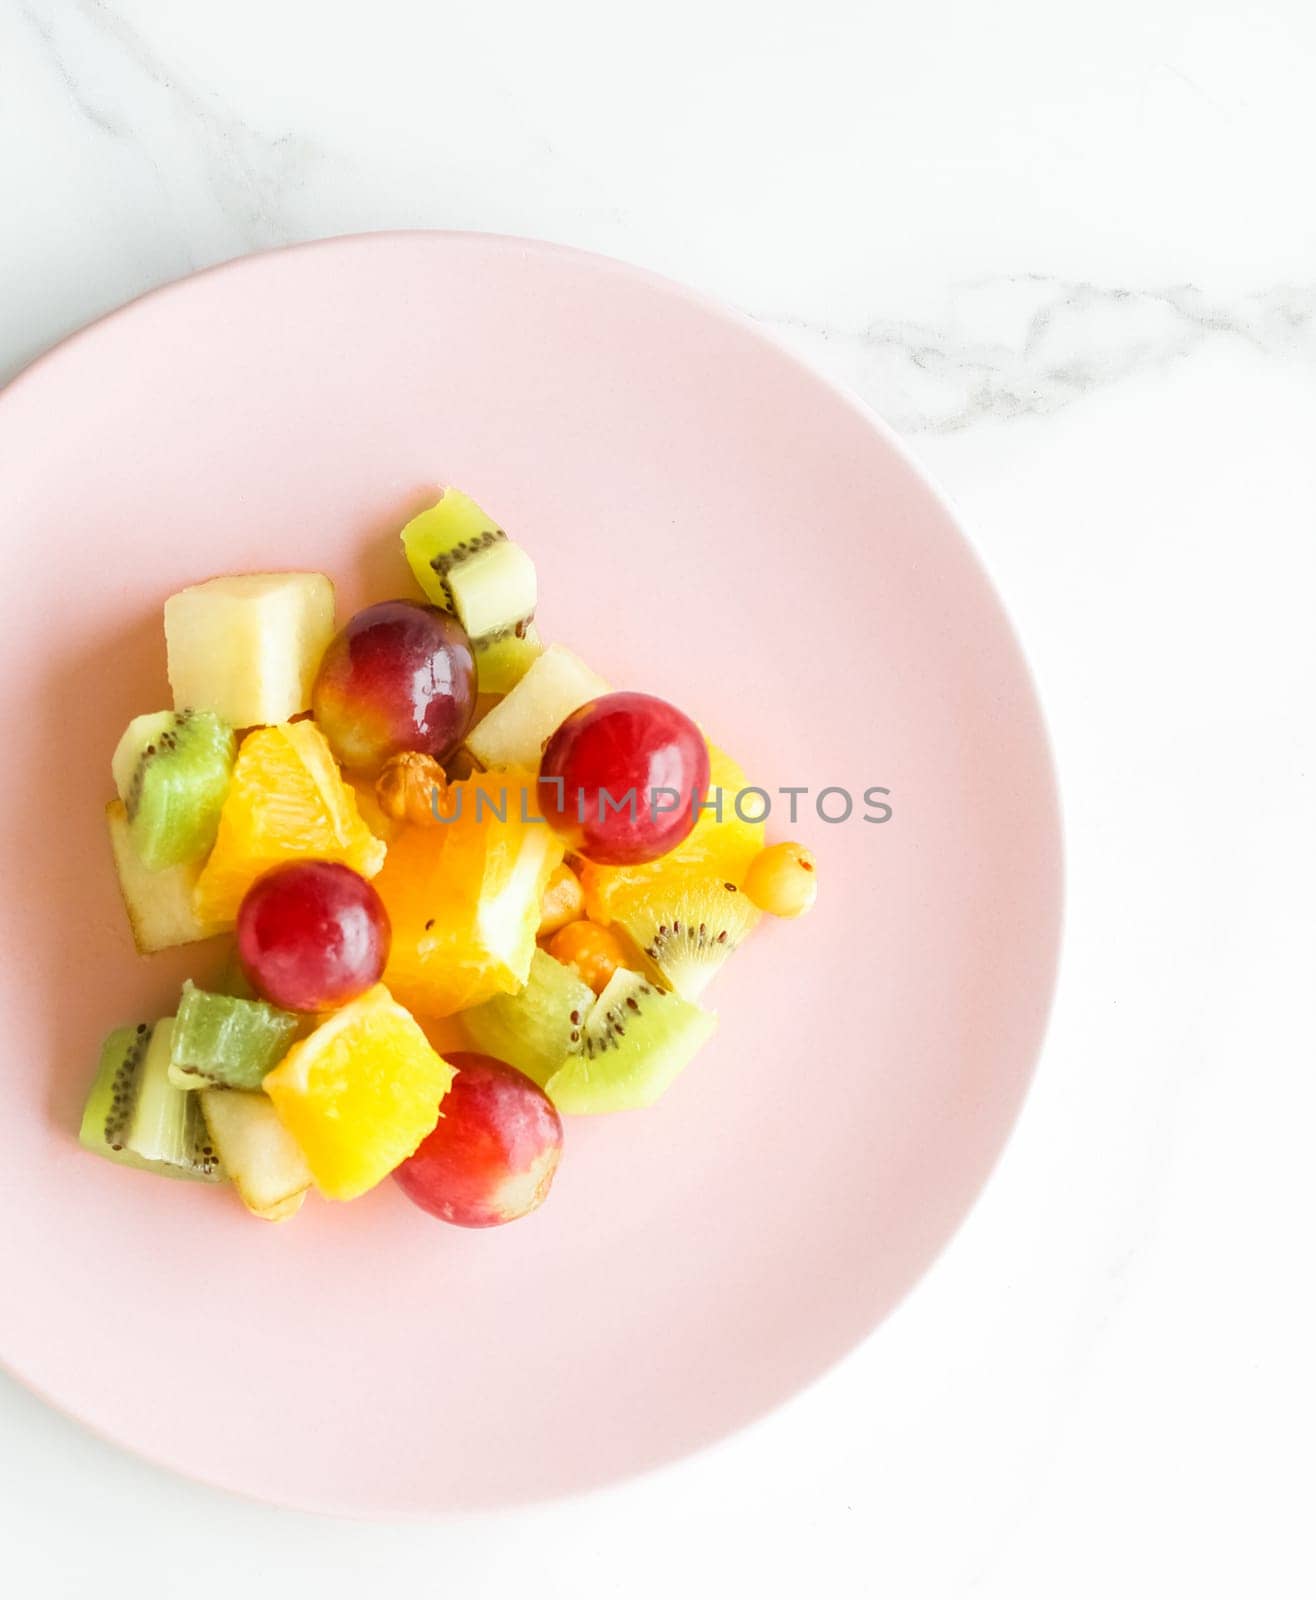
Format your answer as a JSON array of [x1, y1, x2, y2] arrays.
[[537, 863, 586, 938], [743, 842, 818, 918], [546, 920, 630, 996]]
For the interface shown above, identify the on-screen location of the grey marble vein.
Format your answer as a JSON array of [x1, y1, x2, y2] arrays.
[[759, 278, 1316, 433], [16, 0, 127, 140], [9, 0, 1316, 441], [16, 0, 321, 252]]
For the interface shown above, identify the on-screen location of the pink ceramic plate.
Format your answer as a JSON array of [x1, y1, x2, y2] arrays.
[[0, 233, 1060, 1516]]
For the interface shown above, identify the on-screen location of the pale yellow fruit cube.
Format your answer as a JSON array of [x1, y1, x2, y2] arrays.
[[164, 573, 335, 729], [105, 801, 223, 954], [466, 644, 609, 771], [199, 1090, 313, 1221]]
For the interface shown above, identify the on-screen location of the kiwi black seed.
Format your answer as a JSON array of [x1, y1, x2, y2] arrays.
[[462, 947, 597, 1087], [103, 1024, 153, 1147], [582, 981, 670, 1059], [427, 525, 506, 579]]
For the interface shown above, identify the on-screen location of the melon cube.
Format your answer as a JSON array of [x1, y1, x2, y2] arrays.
[[105, 800, 223, 953], [466, 644, 608, 771], [164, 573, 335, 729], [199, 1090, 313, 1221]]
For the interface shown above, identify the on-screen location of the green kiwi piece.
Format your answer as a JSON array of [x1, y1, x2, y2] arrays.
[[111, 708, 236, 871], [444, 540, 537, 640], [400, 490, 540, 692], [545, 970, 716, 1114], [400, 488, 512, 613], [463, 949, 597, 1087], [471, 620, 543, 695], [167, 981, 299, 1092], [80, 1020, 223, 1181], [80, 1025, 155, 1168], [607, 879, 761, 1000]]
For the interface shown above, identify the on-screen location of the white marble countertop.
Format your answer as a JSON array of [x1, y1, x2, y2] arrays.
[[2, 3, 1313, 1594]]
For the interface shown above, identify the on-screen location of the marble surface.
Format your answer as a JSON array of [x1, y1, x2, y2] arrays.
[[2, 2, 1313, 1594]]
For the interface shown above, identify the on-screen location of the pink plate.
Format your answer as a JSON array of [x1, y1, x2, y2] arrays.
[[0, 233, 1060, 1515]]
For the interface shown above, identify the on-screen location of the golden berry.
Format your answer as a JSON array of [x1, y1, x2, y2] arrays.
[[546, 920, 630, 996], [742, 842, 818, 918], [375, 752, 448, 826]]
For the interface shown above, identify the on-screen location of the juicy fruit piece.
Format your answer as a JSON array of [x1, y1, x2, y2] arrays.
[[469, 623, 543, 696], [540, 692, 710, 865], [164, 573, 335, 729], [465, 644, 609, 771], [200, 1090, 313, 1220], [80, 1021, 223, 1181], [167, 980, 299, 1091], [236, 861, 390, 1012], [605, 878, 759, 1000], [439, 542, 535, 641], [463, 950, 597, 1088], [348, 771, 402, 845], [111, 709, 236, 870], [401, 491, 534, 626], [192, 721, 386, 928], [394, 1054, 563, 1227], [400, 490, 542, 693], [743, 842, 818, 918], [545, 919, 631, 996], [576, 742, 765, 999], [579, 742, 765, 923], [106, 801, 223, 953], [263, 985, 454, 1200], [373, 772, 565, 1017], [537, 862, 585, 938], [545, 971, 716, 1114], [311, 600, 476, 774]]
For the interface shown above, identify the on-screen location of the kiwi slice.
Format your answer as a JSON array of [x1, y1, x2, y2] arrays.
[[545, 970, 715, 1114], [465, 644, 609, 771], [463, 949, 597, 1087], [167, 980, 299, 1092], [111, 708, 236, 871], [469, 621, 544, 695], [105, 800, 220, 954], [401, 490, 541, 693], [606, 879, 761, 1000], [80, 1020, 223, 1181]]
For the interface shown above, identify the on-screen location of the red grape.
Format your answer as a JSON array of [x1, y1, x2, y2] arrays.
[[539, 691, 710, 864], [394, 1054, 563, 1227], [312, 600, 476, 773], [236, 860, 390, 1012]]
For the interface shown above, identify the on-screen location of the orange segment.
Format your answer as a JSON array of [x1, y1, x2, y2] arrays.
[[193, 721, 386, 927], [374, 771, 565, 1017], [580, 743, 765, 922], [263, 985, 454, 1200]]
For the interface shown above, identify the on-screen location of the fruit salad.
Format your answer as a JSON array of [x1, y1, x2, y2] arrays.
[[85, 488, 819, 1227]]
